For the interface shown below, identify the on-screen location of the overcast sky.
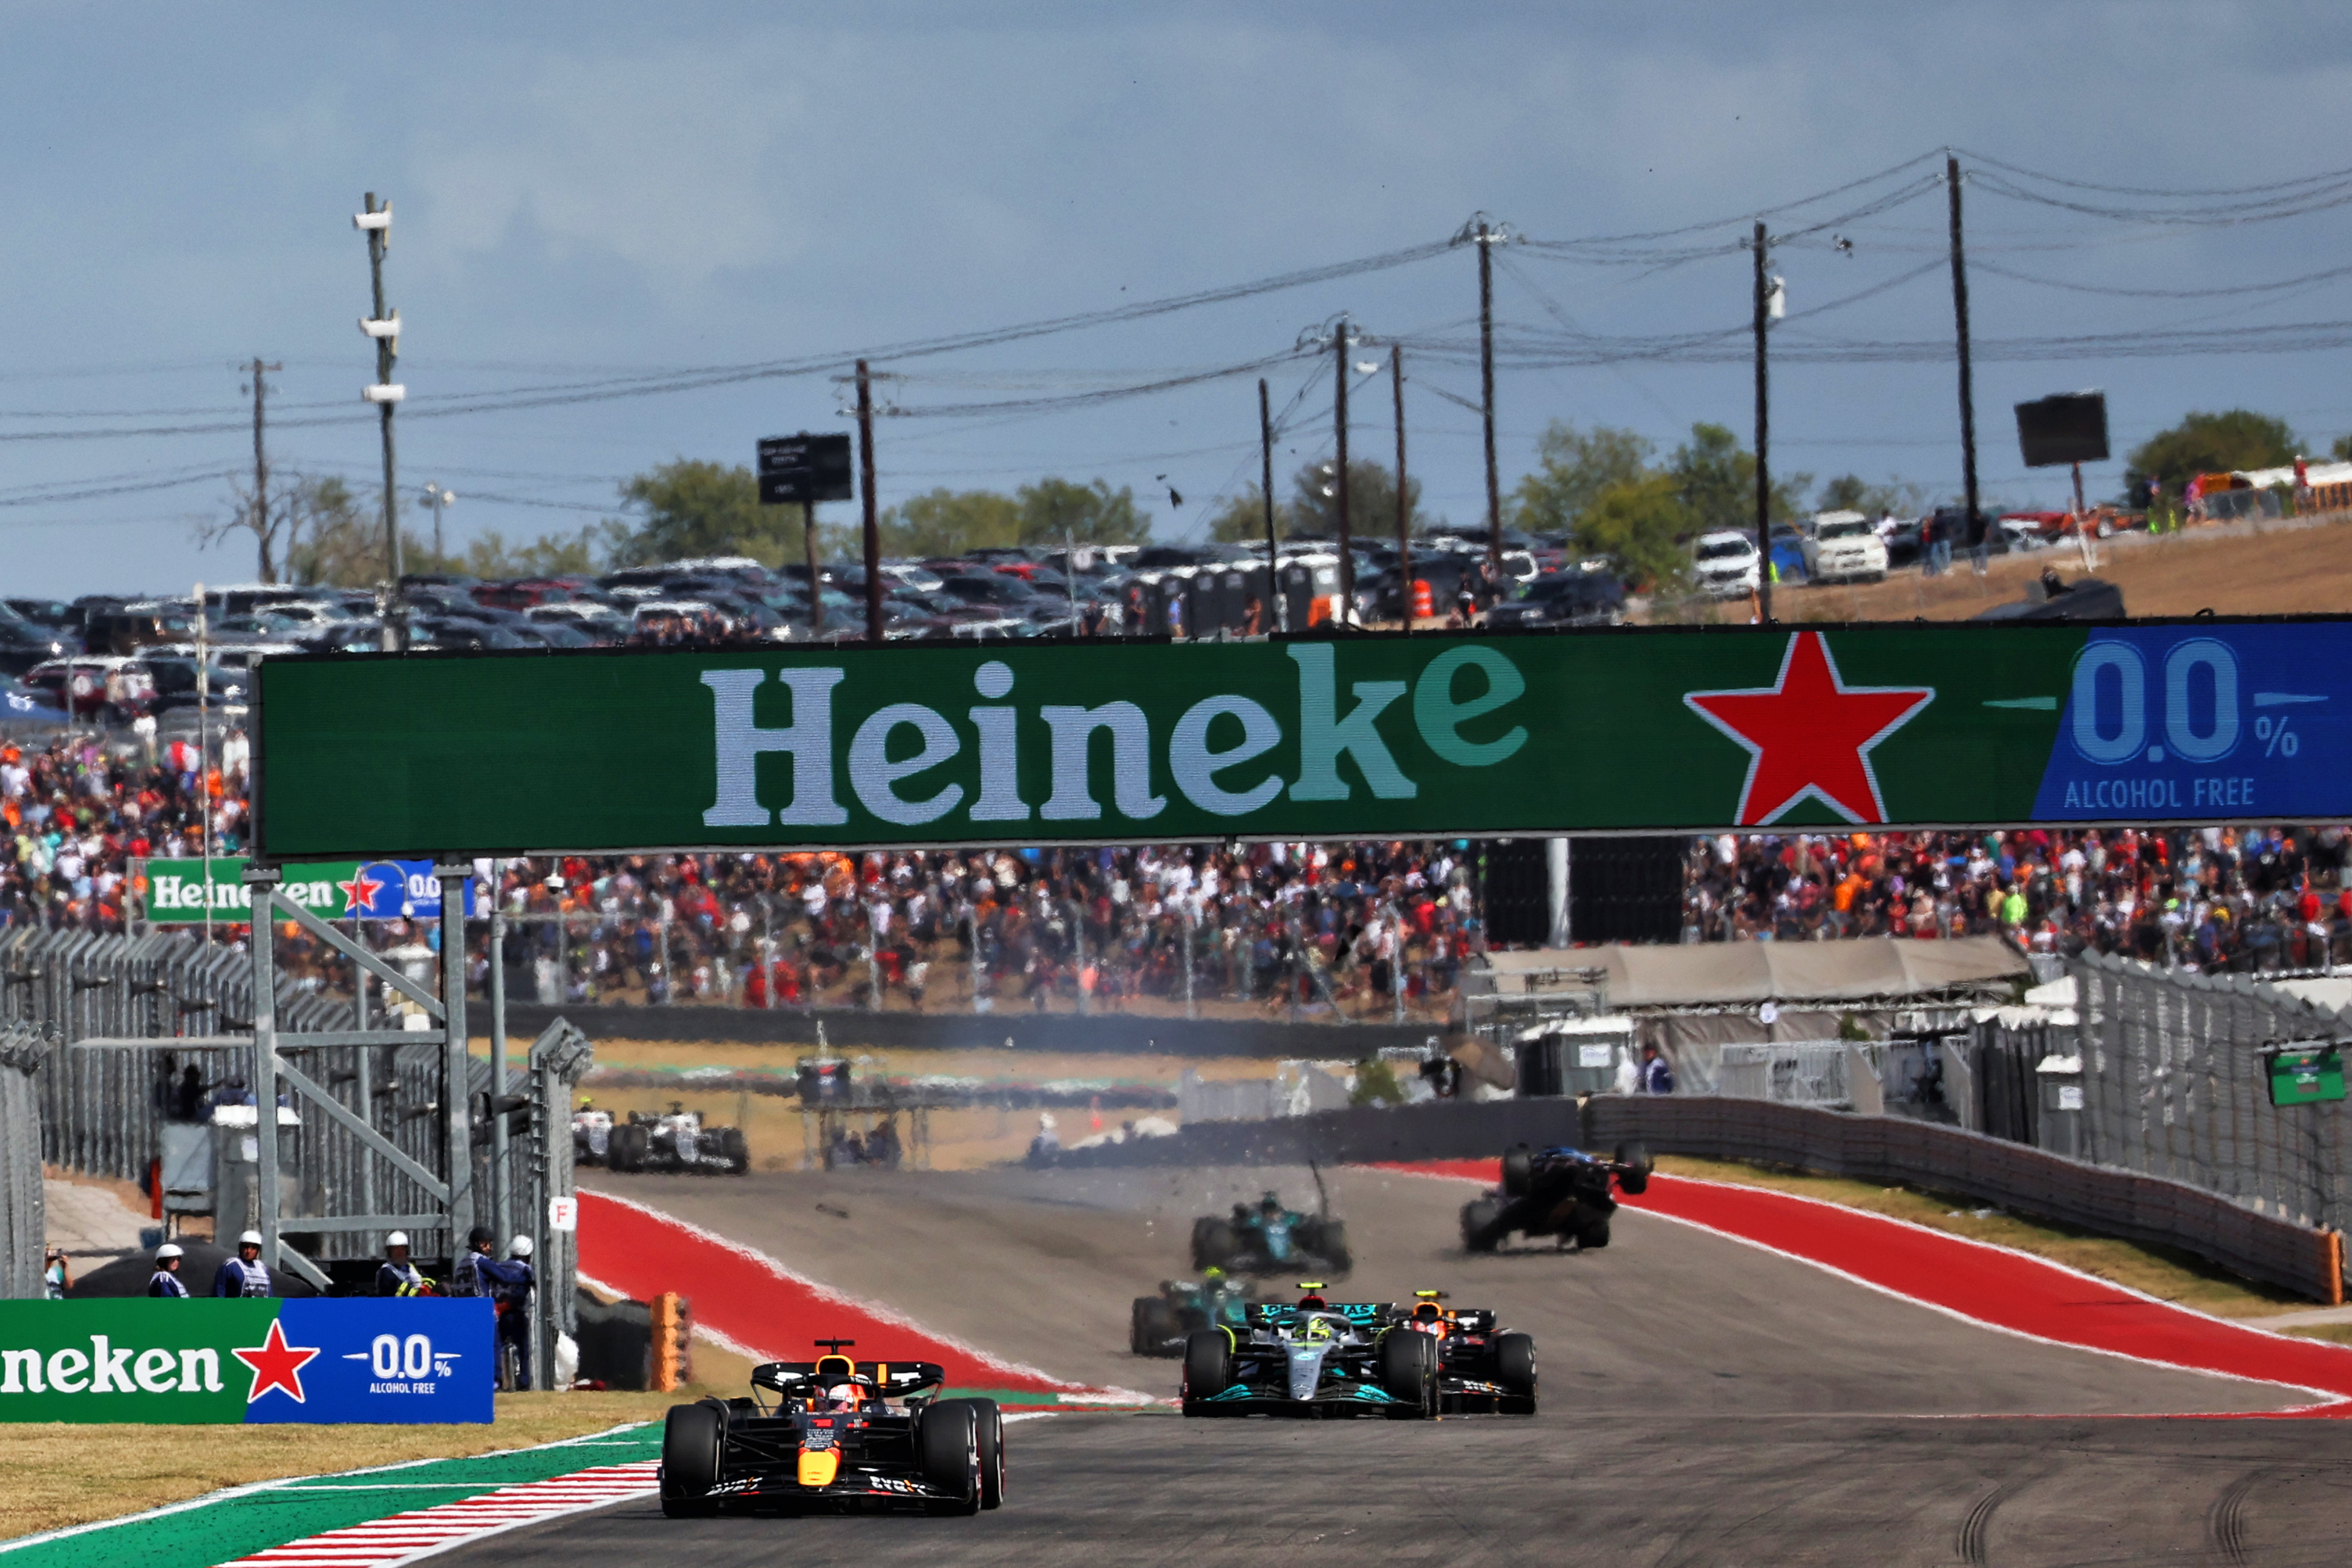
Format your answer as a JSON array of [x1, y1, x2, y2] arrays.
[[5, 2, 2351, 594]]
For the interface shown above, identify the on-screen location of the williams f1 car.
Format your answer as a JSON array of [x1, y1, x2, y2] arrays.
[[1180, 1285, 1535, 1417], [1460, 1141, 1651, 1252], [657, 1339, 1002, 1517]]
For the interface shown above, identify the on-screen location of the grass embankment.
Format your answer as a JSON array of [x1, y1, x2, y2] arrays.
[[0, 1336, 763, 1543], [1656, 1154, 2352, 1336]]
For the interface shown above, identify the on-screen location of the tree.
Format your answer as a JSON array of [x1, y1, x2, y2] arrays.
[[1286, 459, 1424, 540], [1574, 473, 1693, 593], [1014, 477, 1151, 546], [200, 478, 300, 584], [1208, 485, 1292, 545], [1667, 422, 1808, 533], [1816, 473, 1927, 518], [278, 477, 385, 587], [607, 459, 792, 567], [877, 488, 1024, 558], [2334, 434, 2352, 463], [1511, 422, 1655, 535], [2125, 410, 2298, 500]]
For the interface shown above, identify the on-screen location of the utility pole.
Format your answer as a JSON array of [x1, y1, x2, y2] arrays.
[[246, 359, 283, 583], [802, 500, 822, 633], [1476, 220, 1503, 590], [855, 359, 882, 643], [422, 483, 455, 564], [1753, 220, 1773, 624], [1333, 317, 1352, 624], [1393, 348, 1410, 633], [1946, 154, 1982, 564], [1259, 377, 1281, 632], [355, 194, 405, 650]]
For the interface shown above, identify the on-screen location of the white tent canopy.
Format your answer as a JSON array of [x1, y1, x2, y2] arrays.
[[1480, 936, 2028, 1009]]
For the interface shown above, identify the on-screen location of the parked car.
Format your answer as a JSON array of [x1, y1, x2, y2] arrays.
[[1690, 531, 1762, 598], [1487, 569, 1627, 629], [1800, 511, 1889, 583]]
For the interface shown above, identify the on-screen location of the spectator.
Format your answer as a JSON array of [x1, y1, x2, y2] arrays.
[[1636, 1044, 1675, 1095]]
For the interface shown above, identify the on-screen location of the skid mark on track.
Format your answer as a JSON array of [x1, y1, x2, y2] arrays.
[[1957, 1475, 2027, 1565], [2206, 1468, 2265, 1566]]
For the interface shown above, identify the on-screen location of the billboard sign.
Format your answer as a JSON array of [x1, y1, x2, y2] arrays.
[[2015, 391, 2111, 468], [145, 858, 475, 924], [757, 432, 855, 506], [253, 619, 2352, 859], [0, 1299, 492, 1423]]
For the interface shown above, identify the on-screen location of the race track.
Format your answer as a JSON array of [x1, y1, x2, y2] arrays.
[[457, 1163, 2352, 1564]]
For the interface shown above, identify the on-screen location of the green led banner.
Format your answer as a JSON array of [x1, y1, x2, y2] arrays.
[[253, 618, 2352, 860]]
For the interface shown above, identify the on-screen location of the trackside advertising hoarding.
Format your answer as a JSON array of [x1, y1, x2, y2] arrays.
[[253, 619, 2352, 859], [142, 857, 476, 923], [0, 1299, 492, 1423]]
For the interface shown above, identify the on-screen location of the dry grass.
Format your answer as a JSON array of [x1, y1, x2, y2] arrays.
[[1655, 1154, 2318, 1319], [2278, 1322, 2352, 1346], [0, 1338, 761, 1542], [1779, 510, 2352, 623]]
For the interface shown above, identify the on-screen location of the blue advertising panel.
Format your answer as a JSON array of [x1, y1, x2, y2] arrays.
[[2031, 623, 2352, 821], [247, 1299, 497, 1425]]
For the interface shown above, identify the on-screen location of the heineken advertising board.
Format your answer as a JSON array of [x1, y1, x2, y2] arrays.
[[253, 619, 2352, 860], [0, 1299, 492, 1423], [143, 858, 476, 924]]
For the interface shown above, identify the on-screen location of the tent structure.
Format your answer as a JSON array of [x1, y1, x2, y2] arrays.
[[1479, 936, 2028, 1010]]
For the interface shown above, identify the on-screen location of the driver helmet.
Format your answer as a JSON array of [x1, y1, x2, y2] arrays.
[[1302, 1316, 1335, 1344], [823, 1382, 866, 1411]]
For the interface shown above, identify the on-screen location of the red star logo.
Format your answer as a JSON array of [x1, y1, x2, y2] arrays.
[[338, 867, 384, 917], [231, 1318, 320, 1405], [1684, 631, 1933, 826]]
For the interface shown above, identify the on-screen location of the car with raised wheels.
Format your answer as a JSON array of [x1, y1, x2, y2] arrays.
[[1460, 1142, 1653, 1253], [658, 1339, 1003, 1517]]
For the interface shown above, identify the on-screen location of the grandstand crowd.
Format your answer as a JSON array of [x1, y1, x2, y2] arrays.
[[1683, 826, 2352, 971], [5, 725, 2347, 996]]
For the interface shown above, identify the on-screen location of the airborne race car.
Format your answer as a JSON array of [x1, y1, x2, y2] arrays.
[[657, 1341, 1004, 1517], [1130, 1270, 1257, 1357], [592, 1102, 751, 1175], [1460, 1142, 1652, 1253], [1181, 1287, 1536, 1418]]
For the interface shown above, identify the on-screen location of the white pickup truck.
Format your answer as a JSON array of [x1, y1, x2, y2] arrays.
[[1800, 511, 1889, 583]]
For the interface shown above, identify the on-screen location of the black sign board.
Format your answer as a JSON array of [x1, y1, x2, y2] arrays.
[[2014, 393, 2110, 468], [757, 433, 855, 506]]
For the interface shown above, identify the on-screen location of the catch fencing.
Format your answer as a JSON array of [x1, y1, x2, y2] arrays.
[[1586, 1094, 2343, 1303], [0, 1023, 45, 1299], [2072, 950, 2352, 1236], [0, 926, 587, 1280]]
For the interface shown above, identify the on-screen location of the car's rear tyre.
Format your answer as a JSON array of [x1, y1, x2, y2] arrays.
[[1501, 1145, 1534, 1198], [1379, 1330, 1437, 1417], [1615, 1140, 1652, 1195], [1191, 1217, 1235, 1272], [1578, 1217, 1612, 1250], [1460, 1197, 1503, 1252], [918, 1399, 981, 1515], [659, 1401, 722, 1517], [609, 1124, 648, 1174], [1492, 1331, 1537, 1400], [1131, 1295, 1178, 1356], [1181, 1329, 1230, 1413], [714, 1126, 750, 1175]]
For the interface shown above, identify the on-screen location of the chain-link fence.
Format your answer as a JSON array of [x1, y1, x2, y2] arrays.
[[0, 1022, 47, 1299], [2073, 950, 2352, 1235]]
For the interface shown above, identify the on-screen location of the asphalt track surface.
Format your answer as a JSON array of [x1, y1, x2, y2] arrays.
[[452, 1165, 2352, 1565]]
